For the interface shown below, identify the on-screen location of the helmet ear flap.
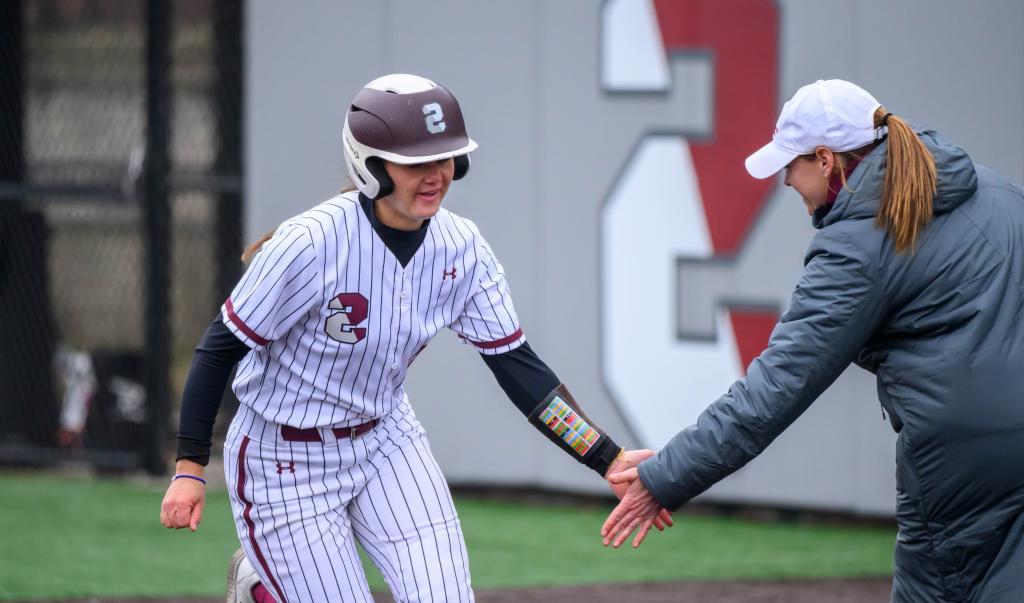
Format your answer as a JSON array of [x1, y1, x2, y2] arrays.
[[365, 158, 394, 200], [453, 154, 470, 180]]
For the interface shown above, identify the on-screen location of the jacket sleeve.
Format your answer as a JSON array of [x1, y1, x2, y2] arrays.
[[637, 228, 888, 511]]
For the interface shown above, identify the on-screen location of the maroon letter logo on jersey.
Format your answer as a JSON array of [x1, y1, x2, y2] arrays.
[[443, 267, 457, 280], [326, 293, 369, 344], [276, 461, 296, 474]]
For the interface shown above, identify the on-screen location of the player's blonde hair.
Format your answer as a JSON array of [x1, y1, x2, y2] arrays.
[[241, 184, 359, 265], [241, 231, 274, 265]]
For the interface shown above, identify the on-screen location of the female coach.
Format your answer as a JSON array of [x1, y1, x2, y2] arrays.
[[603, 79, 1024, 602], [159, 73, 669, 603]]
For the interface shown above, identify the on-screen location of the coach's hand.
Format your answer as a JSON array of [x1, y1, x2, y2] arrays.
[[602, 466, 662, 548], [604, 449, 672, 532], [160, 459, 206, 532]]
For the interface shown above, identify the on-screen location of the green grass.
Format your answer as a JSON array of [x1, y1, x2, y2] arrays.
[[0, 473, 894, 600]]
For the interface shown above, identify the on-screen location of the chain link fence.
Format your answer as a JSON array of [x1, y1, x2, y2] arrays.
[[0, 0, 242, 474]]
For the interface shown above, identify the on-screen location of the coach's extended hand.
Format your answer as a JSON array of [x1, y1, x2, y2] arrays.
[[604, 449, 673, 533], [602, 464, 663, 548]]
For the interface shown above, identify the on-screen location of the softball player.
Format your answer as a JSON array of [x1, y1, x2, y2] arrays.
[[160, 74, 669, 603]]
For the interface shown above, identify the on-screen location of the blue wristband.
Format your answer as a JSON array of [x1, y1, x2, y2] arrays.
[[173, 474, 207, 485]]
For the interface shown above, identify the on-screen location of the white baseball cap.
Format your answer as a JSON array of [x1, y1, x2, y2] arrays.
[[745, 79, 882, 179]]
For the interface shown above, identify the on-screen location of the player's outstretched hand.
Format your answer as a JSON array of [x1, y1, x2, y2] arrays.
[[604, 449, 672, 531], [160, 463, 206, 532], [602, 467, 663, 549]]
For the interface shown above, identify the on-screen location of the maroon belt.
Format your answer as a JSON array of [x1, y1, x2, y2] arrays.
[[280, 419, 378, 443]]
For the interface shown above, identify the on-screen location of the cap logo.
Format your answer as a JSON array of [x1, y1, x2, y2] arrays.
[[422, 102, 447, 134]]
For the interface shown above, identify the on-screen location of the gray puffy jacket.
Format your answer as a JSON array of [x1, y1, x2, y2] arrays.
[[638, 129, 1024, 602]]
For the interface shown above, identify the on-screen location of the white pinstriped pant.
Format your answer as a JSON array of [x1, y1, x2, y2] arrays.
[[224, 403, 474, 602]]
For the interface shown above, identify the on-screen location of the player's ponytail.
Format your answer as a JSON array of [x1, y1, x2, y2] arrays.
[[875, 107, 936, 254], [241, 183, 361, 265], [241, 231, 273, 265]]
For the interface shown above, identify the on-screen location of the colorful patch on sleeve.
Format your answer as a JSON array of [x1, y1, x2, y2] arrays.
[[540, 396, 600, 456]]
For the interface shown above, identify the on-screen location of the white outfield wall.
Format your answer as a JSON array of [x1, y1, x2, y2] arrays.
[[246, 0, 1024, 516]]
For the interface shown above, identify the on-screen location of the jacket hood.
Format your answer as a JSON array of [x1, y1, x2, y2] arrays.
[[815, 127, 978, 229]]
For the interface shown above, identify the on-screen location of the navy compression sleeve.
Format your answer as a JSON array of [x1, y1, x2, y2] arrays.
[[175, 316, 250, 465], [481, 341, 560, 415], [482, 341, 621, 476]]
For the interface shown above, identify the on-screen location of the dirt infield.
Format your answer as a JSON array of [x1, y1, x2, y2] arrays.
[[53, 576, 893, 603]]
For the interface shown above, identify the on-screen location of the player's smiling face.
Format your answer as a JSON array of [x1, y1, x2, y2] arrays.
[[376, 158, 455, 231]]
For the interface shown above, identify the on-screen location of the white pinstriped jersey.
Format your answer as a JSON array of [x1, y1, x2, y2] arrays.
[[222, 191, 525, 429]]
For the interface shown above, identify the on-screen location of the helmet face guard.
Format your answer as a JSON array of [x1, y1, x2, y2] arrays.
[[343, 74, 478, 199]]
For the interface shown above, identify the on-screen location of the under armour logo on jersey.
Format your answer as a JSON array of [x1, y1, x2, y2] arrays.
[[276, 461, 295, 474], [443, 267, 457, 280]]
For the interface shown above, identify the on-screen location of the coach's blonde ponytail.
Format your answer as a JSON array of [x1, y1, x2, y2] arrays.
[[875, 107, 936, 254]]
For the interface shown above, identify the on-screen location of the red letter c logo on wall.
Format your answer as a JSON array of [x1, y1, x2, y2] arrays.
[[601, 0, 780, 448]]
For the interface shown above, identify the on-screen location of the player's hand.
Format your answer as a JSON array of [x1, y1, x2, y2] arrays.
[[602, 467, 663, 549], [160, 461, 206, 532], [604, 449, 673, 531]]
